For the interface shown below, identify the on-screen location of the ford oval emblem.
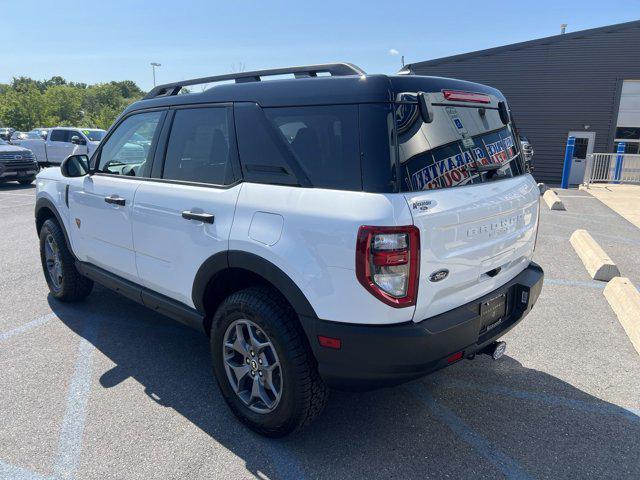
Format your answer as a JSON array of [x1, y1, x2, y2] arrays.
[[429, 269, 449, 282]]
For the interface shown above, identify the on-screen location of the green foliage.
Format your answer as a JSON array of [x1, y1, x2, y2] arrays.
[[0, 76, 145, 130]]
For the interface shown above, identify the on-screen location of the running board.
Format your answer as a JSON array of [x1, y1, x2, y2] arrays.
[[75, 261, 205, 333]]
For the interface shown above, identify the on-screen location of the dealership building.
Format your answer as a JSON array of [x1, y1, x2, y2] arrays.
[[402, 20, 640, 184]]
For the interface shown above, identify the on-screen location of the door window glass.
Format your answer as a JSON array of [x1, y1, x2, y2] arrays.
[[573, 138, 589, 159], [49, 129, 69, 142], [97, 111, 163, 177], [162, 107, 236, 185]]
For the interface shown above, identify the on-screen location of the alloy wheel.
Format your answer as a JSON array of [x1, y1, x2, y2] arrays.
[[222, 319, 283, 414]]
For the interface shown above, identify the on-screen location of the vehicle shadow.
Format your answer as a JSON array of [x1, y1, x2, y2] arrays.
[[48, 287, 640, 480], [0, 182, 35, 191]]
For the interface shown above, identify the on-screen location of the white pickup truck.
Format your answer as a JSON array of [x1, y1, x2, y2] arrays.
[[14, 127, 105, 166]]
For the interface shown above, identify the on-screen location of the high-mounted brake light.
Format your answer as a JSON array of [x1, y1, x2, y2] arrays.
[[442, 90, 491, 104], [356, 226, 420, 308]]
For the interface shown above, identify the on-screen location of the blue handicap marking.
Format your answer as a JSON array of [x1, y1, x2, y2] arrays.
[[454, 119, 464, 129]]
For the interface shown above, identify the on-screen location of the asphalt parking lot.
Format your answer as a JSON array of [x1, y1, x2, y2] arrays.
[[1, 181, 639, 480]]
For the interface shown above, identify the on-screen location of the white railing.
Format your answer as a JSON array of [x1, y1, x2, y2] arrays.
[[584, 153, 640, 185]]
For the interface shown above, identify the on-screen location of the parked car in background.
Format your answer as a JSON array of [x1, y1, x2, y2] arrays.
[[30, 128, 51, 140], [10, 131, 42, 143], [520, 135, 534, 171], [17, 127, 106, 166], [0, 127, 15, 141], [0, 138, 39, 184]]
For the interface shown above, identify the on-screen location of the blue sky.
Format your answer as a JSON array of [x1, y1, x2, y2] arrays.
[[1, 0, 638, 91]]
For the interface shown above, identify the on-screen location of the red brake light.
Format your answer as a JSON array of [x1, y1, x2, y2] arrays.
[[356, 226, 420, 308], [442, 90, 491, 104], [447, 351, 464, 363], [318, 335, 342, 349]]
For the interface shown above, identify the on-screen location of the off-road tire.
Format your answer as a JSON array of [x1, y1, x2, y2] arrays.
[[18, 177, 35, 185], [211, 286, 328, 437], [39, 218, 93, 301]]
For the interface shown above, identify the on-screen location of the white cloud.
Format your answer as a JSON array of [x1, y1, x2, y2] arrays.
[[389, 48, 400, 56]]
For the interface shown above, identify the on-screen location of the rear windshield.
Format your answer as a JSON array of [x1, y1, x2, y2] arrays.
[[396, 102, 526, 191]]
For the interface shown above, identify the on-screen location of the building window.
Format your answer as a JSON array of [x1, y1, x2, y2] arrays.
[[613, 141, 640, 154]]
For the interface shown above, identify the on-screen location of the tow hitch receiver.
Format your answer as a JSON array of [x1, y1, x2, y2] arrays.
[[482, 341, 507, 360]]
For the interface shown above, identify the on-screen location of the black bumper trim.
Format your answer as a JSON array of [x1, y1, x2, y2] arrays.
[[299, 262, 544, 391]]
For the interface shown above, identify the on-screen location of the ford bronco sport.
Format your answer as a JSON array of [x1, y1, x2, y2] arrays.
[[35, 63, 543, 437]]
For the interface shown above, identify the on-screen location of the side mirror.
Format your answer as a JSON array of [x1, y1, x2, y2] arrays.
[[60, 154, 90, 178], [70, 135, 86, 146]]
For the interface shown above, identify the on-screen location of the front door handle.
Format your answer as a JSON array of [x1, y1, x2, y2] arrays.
[[182, 211, 215, 224], [105, 196, 126, 206]]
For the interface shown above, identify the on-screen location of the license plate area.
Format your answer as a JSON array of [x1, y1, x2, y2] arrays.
[[479, 293, 507, 334]]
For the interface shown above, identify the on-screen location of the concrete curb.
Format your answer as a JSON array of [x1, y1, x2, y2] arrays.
[[604, 277, 640, 356], [569, 229, 621, 281], [543, 190, 565, 210]]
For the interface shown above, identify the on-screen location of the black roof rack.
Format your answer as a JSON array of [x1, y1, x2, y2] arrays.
[[144, 62, 366, 100]]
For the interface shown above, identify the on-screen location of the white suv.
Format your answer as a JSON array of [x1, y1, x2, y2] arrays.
[[34, 63, 543, 437]]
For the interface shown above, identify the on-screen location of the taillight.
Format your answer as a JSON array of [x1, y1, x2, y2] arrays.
[[356, 226, 420, 308], [442, 89, 491, 104]]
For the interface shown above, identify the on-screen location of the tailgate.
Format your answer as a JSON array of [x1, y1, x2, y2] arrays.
[[405, 174, 539, 321]]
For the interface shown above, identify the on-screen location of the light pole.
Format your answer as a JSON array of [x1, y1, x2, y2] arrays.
[[150, 62, 161, 87]]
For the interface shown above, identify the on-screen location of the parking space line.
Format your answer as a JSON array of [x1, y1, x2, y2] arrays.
[[0, 202, 35, 209], [0, 192, 36, 197], [545, 278, 606, 289], [0, 313, 57, 341], [0, 460, 49, 480], [438, 380, 640, 423], [405, 383, 532, 480], [53, 316, 101, 480], [262, 442, 308, 480]]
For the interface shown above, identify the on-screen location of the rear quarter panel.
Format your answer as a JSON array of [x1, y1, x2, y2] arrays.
[[230, 183, 415, 325]]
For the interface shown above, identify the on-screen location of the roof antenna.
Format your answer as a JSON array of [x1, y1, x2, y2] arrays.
[[560, 23, 567, 34]]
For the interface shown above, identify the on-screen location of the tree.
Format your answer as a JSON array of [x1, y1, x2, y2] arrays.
[[0, 84, 46, 130], [42, 85, 84, 126], [0, 76, 145, 131]]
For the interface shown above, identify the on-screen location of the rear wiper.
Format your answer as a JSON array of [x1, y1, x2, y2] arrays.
[[468, 163, 502, 173]]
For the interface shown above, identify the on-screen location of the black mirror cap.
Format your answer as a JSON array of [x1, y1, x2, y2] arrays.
[[70, 135, 86, 145], [498, 101, 510, 125], [417, 92, 434, 124], [60, 154, 90, 178]]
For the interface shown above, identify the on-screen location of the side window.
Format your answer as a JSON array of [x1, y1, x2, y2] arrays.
[[234, 103, 300, 186], [97, 111, 164, 177], [70, 131, 84, 143], [49, 129, 68, 142], [161, 107, 236, 185], [264, 105, 361, 191]]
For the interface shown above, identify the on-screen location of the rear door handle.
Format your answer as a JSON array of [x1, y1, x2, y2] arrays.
[[182, 211, 215, 224], [104, 196, 126, 206]]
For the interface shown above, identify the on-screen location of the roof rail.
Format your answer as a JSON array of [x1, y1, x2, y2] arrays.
[[143, 63, 366, 100]]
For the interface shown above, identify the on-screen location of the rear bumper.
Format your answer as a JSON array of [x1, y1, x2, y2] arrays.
[[300, 262, 543, 391]]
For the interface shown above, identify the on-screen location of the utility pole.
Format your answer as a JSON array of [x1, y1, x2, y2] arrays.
[[150, 62, 161, 87]]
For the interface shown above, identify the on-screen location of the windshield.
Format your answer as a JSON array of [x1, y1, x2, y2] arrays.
[[395, 101, 526, 191], [82, 130, 106, 142]]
